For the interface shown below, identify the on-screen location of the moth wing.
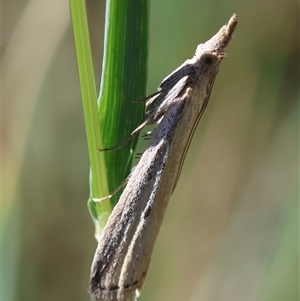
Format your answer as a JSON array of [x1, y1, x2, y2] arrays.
[[171, 73, 215, 193], [145, 72, 195, 126], [158, 61, 194, 91]]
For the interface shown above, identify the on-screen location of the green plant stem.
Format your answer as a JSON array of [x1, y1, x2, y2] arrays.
[[70, 0, 112, 233], [70, 0, 149, 238], [97, 1, 149, 224]]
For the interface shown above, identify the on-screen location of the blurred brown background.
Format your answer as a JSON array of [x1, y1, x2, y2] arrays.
[[2, 0, 299, 301]]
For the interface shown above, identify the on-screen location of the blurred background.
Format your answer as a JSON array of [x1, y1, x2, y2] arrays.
[[2, 0, 299, 301]]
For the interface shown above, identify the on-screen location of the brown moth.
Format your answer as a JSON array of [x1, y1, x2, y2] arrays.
[[90, 14, 238, 301]]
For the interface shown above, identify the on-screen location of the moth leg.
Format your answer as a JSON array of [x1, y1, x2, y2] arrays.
[[134, 152, 143, 160], [92, 179, 123, 203], [99, 88, 166, 152], [142, 131, 152, 140], [99, 119, 149, 151], [132, 90, 160, 103], [92, 167, 136, 202], [93, 181, 126, 203]]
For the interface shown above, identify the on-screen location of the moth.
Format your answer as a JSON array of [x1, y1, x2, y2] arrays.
[[90, 14, 238, 301]]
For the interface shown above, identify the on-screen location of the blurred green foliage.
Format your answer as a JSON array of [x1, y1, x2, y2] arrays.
[[2, 0, 298, 301]]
